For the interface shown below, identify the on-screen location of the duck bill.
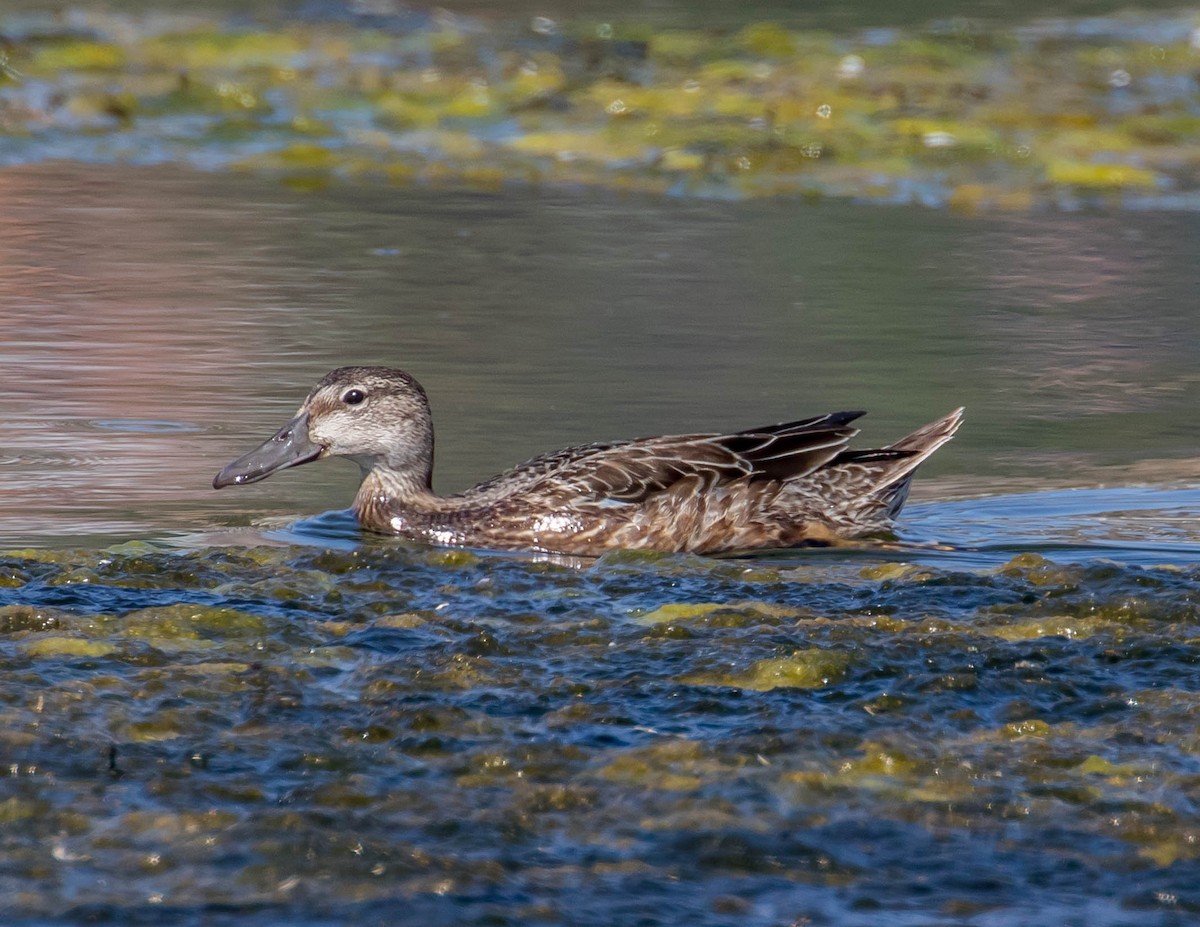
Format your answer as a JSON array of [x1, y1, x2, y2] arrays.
[[213, 412, 324, 488]]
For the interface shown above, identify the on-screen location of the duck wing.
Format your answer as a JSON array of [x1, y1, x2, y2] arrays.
[[483, 411, 866, 505]]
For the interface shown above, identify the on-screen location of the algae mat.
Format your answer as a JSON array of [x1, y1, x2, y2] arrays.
[[1, 542, 1199, 925], [2, 7, 1200, 208]]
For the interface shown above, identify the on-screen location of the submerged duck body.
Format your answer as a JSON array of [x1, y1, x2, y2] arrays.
[[214, 366, 963, 556]]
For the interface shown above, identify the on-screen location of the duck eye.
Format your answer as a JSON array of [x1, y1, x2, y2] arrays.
[[341, 388, 366, 406]]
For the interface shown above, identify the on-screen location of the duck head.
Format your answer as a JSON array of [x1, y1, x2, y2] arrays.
[[213, 366, 434, 490]]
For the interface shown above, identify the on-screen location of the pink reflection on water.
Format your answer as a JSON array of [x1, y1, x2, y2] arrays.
[[0, 165, 286, 542]]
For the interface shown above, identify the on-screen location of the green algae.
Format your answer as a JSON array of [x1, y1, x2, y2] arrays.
[[1, 542, 1199, 920], [175, 660, 254, 675], [859, 561, 922, 581], [632, 600, 798, 626], [987, 614, 1120, 641], [3, 10, 1199, 208], [0, 797, 48, 823], [685, 647, 853, 690], [120, 603, 269, 640], [28, 39, 126, 73], [596, 738, 717, 791], [140, 29, 304, 71], [1076, 754, 1141, 778], [20, 636, 118, 658], [1045, 159, 1159, 189], [0, 605, 63, 633]]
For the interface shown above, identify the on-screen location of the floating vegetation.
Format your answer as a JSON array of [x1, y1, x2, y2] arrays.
[[682, 647, 854, 690], [2, 8, 1200, 208], [1, 542, 1199, 921]]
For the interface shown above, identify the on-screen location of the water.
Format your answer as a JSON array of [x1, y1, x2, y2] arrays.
[[2, 163, 1199, 553], [2, 165, 1200, 924], [9, 0, 1195, 32], [7, 6, 1200, 213]]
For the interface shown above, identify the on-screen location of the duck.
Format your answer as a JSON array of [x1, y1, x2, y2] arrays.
[[214, 366, 963, 557]]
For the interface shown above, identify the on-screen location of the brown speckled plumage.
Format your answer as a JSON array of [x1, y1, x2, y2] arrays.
[[214, 366, 963, 556]]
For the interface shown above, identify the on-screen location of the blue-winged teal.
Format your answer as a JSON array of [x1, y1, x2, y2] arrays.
[[215, 366, 962, 556]]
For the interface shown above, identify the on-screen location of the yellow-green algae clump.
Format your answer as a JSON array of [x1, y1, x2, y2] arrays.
[[684, 648, 853, 690], [1, 10, 1197, 207]]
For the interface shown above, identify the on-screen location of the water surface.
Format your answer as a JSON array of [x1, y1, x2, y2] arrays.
[[1, 164, 1199, 926], [3, 163, 1199, 550]]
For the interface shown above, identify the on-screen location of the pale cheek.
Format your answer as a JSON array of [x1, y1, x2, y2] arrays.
[[310, 416, 355, 451]]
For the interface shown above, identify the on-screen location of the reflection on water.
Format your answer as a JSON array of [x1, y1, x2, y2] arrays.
[[909, 486, 1200, 568], [1, 163, 1198, 548]]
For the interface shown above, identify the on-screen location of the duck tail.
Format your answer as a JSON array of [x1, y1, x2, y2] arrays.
[[873, 407, 964, 518], [829, 407, 963, 526], [888, 406, 965, 457]]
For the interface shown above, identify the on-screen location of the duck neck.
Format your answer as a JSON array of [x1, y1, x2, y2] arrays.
[[354, 465, 441, 524]]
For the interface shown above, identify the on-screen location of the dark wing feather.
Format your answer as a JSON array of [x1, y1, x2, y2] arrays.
[[482, 411, 866, 505], [715, 411, 866, 482], [468, 440, 629, 497]]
